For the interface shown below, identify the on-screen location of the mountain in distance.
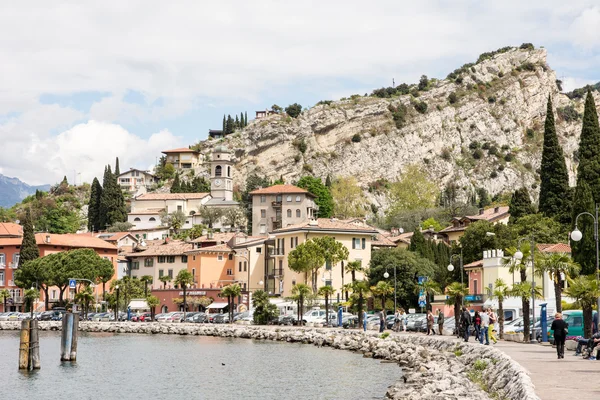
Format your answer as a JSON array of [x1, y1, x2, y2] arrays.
[[0, 174, 51, 208]]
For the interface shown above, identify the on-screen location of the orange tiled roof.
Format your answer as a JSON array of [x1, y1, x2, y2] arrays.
[[126, 241, 193, 257], [372, 233, 397, 247], [537, 243, 571, 253], [467, 206, 510, 221], [249, 184, 313, 196], [161, 148, 199, 154], [185, 243, 233, 254], [190, 232, 238, 244], [388, 231, 413, 244], [464, 259, 484, 268], [134, 193, 209, 201], [35, 233, 118, 251], [0, 223, 23, 237], [272, 218, 378, 234]]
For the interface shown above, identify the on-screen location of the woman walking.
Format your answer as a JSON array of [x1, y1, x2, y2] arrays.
[[426, 310, 435, 335], [488, 308, 498, 344], [473, 311, 482, 342], [551, 312, 568, 359]]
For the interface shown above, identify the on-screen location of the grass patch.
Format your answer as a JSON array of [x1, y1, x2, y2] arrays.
[[380, 332, 390, 339]]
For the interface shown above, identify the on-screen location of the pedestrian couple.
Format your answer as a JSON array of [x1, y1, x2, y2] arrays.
[[426, 309, 444, 335], [393, 308, 407, 332], [461, 307, 498, 344]]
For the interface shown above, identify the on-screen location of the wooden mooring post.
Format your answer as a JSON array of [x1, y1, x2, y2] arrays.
[[18, 319, 41, 370], [60, 312, 79, 361]]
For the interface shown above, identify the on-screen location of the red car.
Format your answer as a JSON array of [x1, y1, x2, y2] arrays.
[[138, 312, 153, 322]]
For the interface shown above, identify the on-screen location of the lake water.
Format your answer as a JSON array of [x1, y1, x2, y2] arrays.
[[0, 331, 400, 400]]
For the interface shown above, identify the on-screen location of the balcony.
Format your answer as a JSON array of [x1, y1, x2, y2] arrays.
[[271, 201, 282, 208], [268, 248, 285, 256], [268, 268, 284, 277]]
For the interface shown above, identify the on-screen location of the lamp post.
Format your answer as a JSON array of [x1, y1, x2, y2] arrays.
[[383, 264, 397, 311], [183, 283, 190, 321], [571, 204, 600, 325], [448, 249, 464, 305], [514, 234, 537, 344], [115, 285, 120, 322]]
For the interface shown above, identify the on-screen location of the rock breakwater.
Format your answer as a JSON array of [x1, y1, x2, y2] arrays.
[[0, 322, 538, 400]]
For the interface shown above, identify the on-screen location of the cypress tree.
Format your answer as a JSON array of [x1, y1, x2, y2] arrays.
[[99, 165, 127, 229], [509, 187, 535, 224], [19, 208, 39, 267], [575, 91, 600, 202], [226, 115, 233, 134], [235, 115, 240, 129], [245, 111, 248, 126], [222, 115, 226, 132], [539, 96, 571, 223], [88, 177, 103, 231], [61, 176, 68, 185], [571, 181, 596, 275], [171, 173, 181, 193], [114, 157, 120, 175], [98, 166, 111, 229], [409, 229, 426, 254], [240, 112, 244, 127]]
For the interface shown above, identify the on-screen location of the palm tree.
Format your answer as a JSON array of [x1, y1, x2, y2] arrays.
[[536, 252, 580, 313], [345, 260, 363, 301], [509, 281, 543, 341], [75, 287, 94, 319], [146, 295, 159, 320], [371, 281, 394, 315], [486, 278, 511, 339], [351, 280, 370, 327], [140, 275, 153, 297], [318, 285, 336, 326], [221, 284, 242, 323], [159, 275, 172, 290], [414, 278, 441, 311], [505, 243, 538, 340], [0, 289, 10, 312], [174, 270, 194, 315], [445, 282, 469, 329], [565, 275, 600, 338], [291, 283, 312, 324]]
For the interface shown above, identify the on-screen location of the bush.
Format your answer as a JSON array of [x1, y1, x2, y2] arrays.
[[490, 171, 498, 178], [517, 62, 536, 72], [448, 92, 458, 104], [520, 43, 534, 50], [557, 105, 580, 123], [293, 138, 308, 154], [472, 149, 484, 159], [441, 148, 452, 161], [418, 75, 429, 91], [302, 164, 313, 173], [488, 96, 496, 103], [526, 128, 535, 138], [414, 101, 428, 114], [498, 165, 505, 171], [388, 104, 408, 129], [488, 146, 498, 156], [504, 153, 514, 162], [316, 100, 333, 106], [285, 103, 302, 118], [482, 142, 490, 150], [455, 76, 463, 84], [501, 144, 510, 151], [469, 141, 480, 150], [293, 154, 301, 163], [524, 162, 532, 170], [470, 123, 476, 130], [351, 133, 361, 143]]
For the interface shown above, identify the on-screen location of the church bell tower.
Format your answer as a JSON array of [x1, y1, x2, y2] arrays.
[[210, 145, 233, 201]]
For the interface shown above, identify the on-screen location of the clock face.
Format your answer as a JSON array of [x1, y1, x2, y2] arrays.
[[214, 179, 222, 187]]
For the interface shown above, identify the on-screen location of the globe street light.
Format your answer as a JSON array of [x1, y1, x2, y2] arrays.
[[115, 284, 120, 322], [571, 204, 600, 324], [448, 250, 464, 305], [383, 266, 397, 311], [515, 235, 537, 344]]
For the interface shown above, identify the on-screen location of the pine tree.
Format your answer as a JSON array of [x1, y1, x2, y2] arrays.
[[226, 115, 234, 134], [539, 96, 571, 223], [571, 181, 596, 275], [114, 157, 120, 175], [509, 187, 535, 223], [88, 177, 103, 231], [409, 229, 426, 254], [244, 111, 248, 126], [575, 91, 600, 202], [19, 208, 39, 267], [222, 115, 226, 132], [235, 115, 240, 129], [171, 173, 181, 193], [61, 176, 68, 185]]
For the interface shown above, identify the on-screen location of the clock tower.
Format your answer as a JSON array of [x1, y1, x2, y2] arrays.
[[210, 145, 233, 201]]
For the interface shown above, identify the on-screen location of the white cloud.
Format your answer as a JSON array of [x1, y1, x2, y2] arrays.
[[0, 120, 182, 185], [561, 76, 598, 92]]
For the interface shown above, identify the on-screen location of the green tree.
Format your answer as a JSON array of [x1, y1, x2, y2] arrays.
[[220, 284, 242, 323], [24, 288, 40, 316], [107, 221, 134, 232], [252, 290, 278, 324], [371, 280, 394, 314], [387, 165, 437, 216], [571, 181, 596, 275], [19, 208, 39, 267], [223, 206, 246, 229], [75, 286, 94, 318], [0, 289, 10, 312], [414, 278, 440, 311], [538, 96, 571, 224], [330, 176, 367, 218], [575, 91, 600, 202], [14, 257, 50, 309], [110, 277, 144, 312], [140, 275, 153, 297], [409, 229, 426, 254], [312, 236, 349, 288], [146, 295, 159, 320], [318, 285, 335, 325], [486, 278, 511, 338], [99, 165, 127, 229], [565, 275, 600, 338], [285, 103, 302, 118], [418, 75, 429, 90], [346, 260, 363, 283], [476, 187, 492, 208], [445, 282, 469, 328], [171, 173, 182, 193], [420, 217, 442, 232], [536, 252, 580, 313], [88, 177, 102, 231], [192, 176, 211, 193], [296, 176, 333, 218], [197, 205, 223, 228], [510, 281, 543, 341], [511, 213, 568, 245], [350, 280, 370, 326], [291, 283, 312, 323], [114, 157, 120, 175], [95, 257, 115, 302], [160, 210, 187, 233], [288, 239, 326, 292], [159, 275, 172, 289], [222, 115, 226, 132], [459, 220, 514, 264], [509, 187, 535, 223]]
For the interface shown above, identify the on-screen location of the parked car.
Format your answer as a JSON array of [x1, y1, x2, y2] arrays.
[[405, 313, 425, 331], [548, 310, 594, 343], [207, 313, 222, 323], [342, 315, 359, 329], [192, 313, 208, 323], [302, 309, 330, 324], [138, 312, 153, 322]]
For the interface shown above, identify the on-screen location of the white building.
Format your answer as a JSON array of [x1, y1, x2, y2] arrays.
[[116, 168, 158, 195]]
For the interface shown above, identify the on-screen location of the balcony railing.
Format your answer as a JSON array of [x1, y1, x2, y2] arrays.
[[268, 268, 284, 277], [271, 201, 282, 208], [268, 248, 285, 256]]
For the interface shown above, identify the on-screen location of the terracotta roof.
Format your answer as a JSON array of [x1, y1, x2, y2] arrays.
[[388, 232, 413, 244], [134, 193, 209, 201], [96, 232, 137, 243], [372, 233, 397, 247], [128, 208, 165, 215], [35, 233, 118, 251], [190, 232, 238, 244], [272, 218, 378, 234], [126, 241, 193, 257], [0, 238, 23, 246], [0, 223, 23, 237], [467, 206, 510, 221], [537, 243, 571, 253], [464, 259, 484, 268], [161, 148, 199, 154], [249, 184, 314, 196], [116, 169, 156, 178], [185, 243, 233, 254]]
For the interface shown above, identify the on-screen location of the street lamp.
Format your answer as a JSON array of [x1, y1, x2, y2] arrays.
[[448, 250, 464, 305], [183, 283, 190, 321], [514, 235, 537, 344], [115, 285, 120, 322], [383, 265, 397, 311], [571, 204, 600, 325]]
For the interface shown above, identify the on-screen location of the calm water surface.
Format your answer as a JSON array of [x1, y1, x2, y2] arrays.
[[0, 331, 399, 400]]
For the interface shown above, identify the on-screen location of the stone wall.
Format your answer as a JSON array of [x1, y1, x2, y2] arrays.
[[0, 322, 538, 400]]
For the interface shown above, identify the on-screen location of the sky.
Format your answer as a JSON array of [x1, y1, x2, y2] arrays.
[[1, 1, 600, 186]]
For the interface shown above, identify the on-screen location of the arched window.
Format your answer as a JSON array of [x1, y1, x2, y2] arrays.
[[134, 217, 141, 222], [296, 209, 301, 218], [287, 209, 292, 218], [215, 165, 222, 176], [227, 166, 231, 177], [149, 217, 156, 222]]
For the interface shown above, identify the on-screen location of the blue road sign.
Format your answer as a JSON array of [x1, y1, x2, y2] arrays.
[[417, 276, 427, 307], [69, 279, 76, 289]]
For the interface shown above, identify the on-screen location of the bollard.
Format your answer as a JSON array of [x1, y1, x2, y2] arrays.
[[18, 319, 31, 370], [30, 319, 41, 369], [70, 313, 79, 361], [60, 313, 74, 361], [540, 303, 548, 343]]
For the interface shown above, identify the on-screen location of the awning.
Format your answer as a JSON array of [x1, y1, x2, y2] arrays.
[[206, 302, 229, 309], [128, 299, 149, 310]]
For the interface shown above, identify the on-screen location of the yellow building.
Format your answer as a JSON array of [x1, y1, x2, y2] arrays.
[[439, 206, 510, 244]]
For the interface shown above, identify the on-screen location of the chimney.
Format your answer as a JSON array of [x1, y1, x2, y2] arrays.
[[479, 208, 484, 215], [308, 219, 318, 226], [45, 235, 51, 244]]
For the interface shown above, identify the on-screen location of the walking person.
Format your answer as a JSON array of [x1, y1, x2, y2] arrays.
[[551, 312, 568, 359], [461, 307, 472, 342], [437, 310, 444, 336], [480, 308, 490, 345], [393, 308, 401, 332], [426, 310, 435, 335], [379, 309, 385, 333], [402, 309, 408, 332], [488, 308, 498, 344], [473, 311, 482, 342]]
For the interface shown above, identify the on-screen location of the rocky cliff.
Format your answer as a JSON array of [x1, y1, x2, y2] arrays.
[[195, 46, 597, 209]]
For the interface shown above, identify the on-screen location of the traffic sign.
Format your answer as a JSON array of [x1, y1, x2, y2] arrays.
[[69, 279, 76, 289]]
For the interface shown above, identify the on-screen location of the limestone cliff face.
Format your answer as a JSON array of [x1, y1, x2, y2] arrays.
[[196, 47, 596, 209]]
